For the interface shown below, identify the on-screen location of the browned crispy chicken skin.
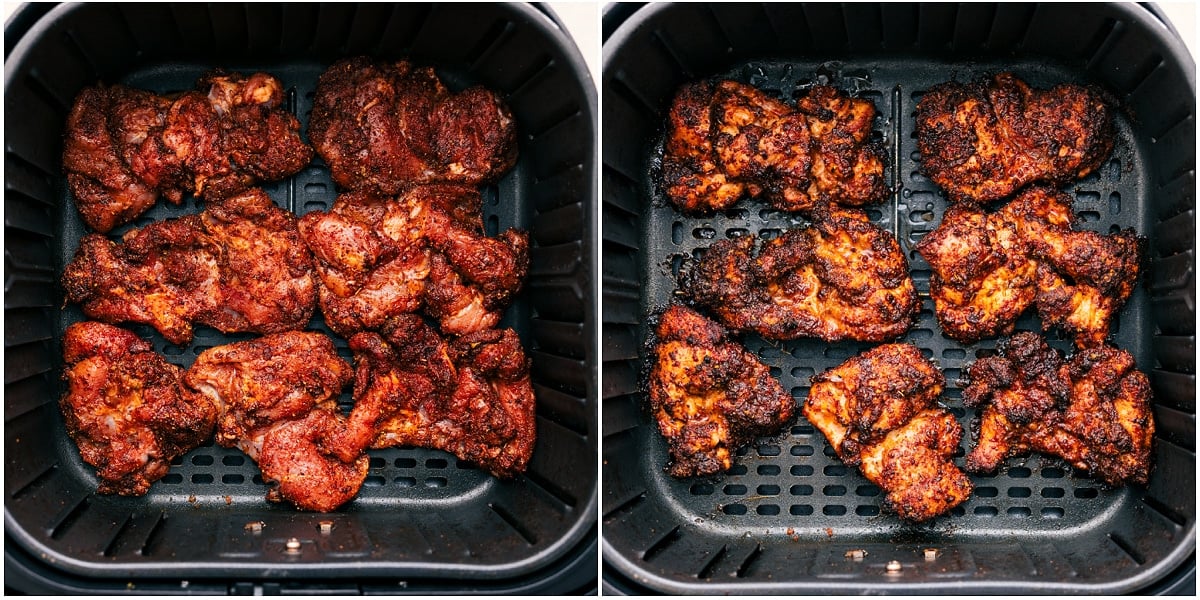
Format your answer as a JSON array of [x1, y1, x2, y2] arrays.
[[60, 322, 217, 496], [647, 305, 795, 477], [663, 80, 886, 214], [963, 331, 1154, 486], [62, 188, 316, 345], [345, 315, 536, 478], [804, 344, 972, 522], [184, 331, 366, 512], [917, 186, 1140, 346], [680, 207, 918, 342], [63, 71, 312, 232], [309, 57, 517, 194], [916, 72, 1114, 203], [298, 185, 528, 337]]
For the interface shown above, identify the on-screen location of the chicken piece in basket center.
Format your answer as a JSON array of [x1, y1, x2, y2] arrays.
[[805, 343, 972, 522], [647, 305, 795, 478]]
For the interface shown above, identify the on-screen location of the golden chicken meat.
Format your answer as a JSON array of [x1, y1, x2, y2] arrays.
[[184, 331, 366, 512], [963, 331, 1154, 486], [647, 305, 795, 478], [60, 321, 217, 496], [679, 207, 918, 342], [309, 57, 518, 195], [345, 315, 536, 478], [916, 186, 1140, 347], [63, 71, 312, 232], [916, 72, 1114, 203], [62, 188, 316, 345], [804, 343, 972, 522], [663, 79, 886, 214], [297, 184, 528, 337]]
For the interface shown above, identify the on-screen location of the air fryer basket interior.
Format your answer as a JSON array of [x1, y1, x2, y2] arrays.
[[5, 2, 596, 591], [602, 3, 1194, 594]]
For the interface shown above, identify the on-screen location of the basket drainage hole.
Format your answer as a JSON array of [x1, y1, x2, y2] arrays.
[[757, 485, 780, 496], [823, 485, 847, 497], [790, 465, 813, 477], [790, 505, 813, 516], [425, 477, 448, 488], [856, 505, 879, 516], [395, 477, 416, 487], [756, 505, 780, 516], [724, 484, 747, 495], [823, 505, 846, 516], [395, 458, 417, 468], [791, 445, 814, 457], [1041, 507, 1064, 519], [1074, 488, 1099, 499], [758, 445, 780, 456], [1008, 487, 1032, 498], [162, 474, 183, 484], [722, 504, 747, 515], [1008, 466, 1031, 478], [975, 486, 999, 498], [974, 506, 997, 517], [1007, 507, 1031, 518], [757, 465, 780, 476], [369, 457, 386, 469], [364, 476, 385, 487], [790, 485, 813, 496], [222, 474, 244, 484], [426, 458, 448, 469], [191, 455, 214, 466], [222, 456, 245, 466], [823, 465, 847, 476], [1042, 487, 1065, 499]]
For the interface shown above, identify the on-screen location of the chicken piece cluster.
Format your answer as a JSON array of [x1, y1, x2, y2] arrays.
[[916, 72, 1114, 203], [63, 71, 312, 232], [647, 305, 795, 478], [298, 184, 528, 338], [663, 80, 886, 214], [60, 322, 217, 496], [804, 344, 972, 522], [309, 57, 518, 195], [62, 188, 316, 345], [963, 331, 1154, 486], [916, 185, 1140, 347], [679, 207, 918, 342], [346, 315, 536, 478]]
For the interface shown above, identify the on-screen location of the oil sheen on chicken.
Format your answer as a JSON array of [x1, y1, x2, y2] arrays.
[[62, 188, 316, 345], [63, 71, 312, 232], [916, 72, 1114, 203], [804, 343, 972, 522], [647, 305, 795, 478], [663, 79, 886, 214], [346, 315, 536, 478], [963, 331, 1154, 486], [679, 207, 918, 342], [309, 57, 517, 195], [184, 331, 365, 512], [60, 321, 217, 496]]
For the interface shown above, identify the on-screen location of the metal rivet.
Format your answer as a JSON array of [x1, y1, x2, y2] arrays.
[[886, 560, 902, 573], [285, 538, 302, 553], [318, 521, 334, 535], [244, 521, 264, 534], [924, 548, 939, 561], [844, 549, 867, 560]]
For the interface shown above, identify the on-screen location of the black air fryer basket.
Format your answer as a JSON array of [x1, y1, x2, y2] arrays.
[[602, 2, 1194, 594], [5, 2, 597, 594]]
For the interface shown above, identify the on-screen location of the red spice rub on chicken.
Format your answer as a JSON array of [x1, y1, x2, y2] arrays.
[[662, 79, 886, 214], [647, 305, 795, 478], [916, 72, 1114, 203], [963, 331, 1154, 486], [805, 343, 972, 522], [309, 57, 517, 195], [60, 321, 217, 496], [62, 188, 316, 345], [63, 71, 312, 232]]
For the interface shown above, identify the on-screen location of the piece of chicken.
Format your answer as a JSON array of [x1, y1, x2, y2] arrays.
[[963, 331, 1154, 486], [62, 188, 316, 345], [647, 305, 795, 478], [346, 315, 536, 478], [309, 57, 518, 195], [60, 321, 217, 496], [63, 71, 312, 232], [916, 72, 1114, 203], [916, 186, 1140, 346], [804, 343, 972, 522], [184, 331, 366, 512], [297, 185, 528, 337], [662, 79, 886, 214], [679, 207, 918, 342]]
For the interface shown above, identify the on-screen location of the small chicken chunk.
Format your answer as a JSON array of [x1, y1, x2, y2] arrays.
[[916, 72, 1114, 203], [963, 331, 1154, 486], [648, 305, 795, 477], [805, 343, 971, 522], [679, 207, 918, 342], [60, 321, 216, 496]]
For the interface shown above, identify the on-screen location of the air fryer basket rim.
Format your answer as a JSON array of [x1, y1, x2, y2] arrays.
[[4, 1, 597, 592], [601, 1, 1195, 594]]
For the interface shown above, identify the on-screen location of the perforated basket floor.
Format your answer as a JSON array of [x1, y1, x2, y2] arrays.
[[602, 2, 1194, 595], [5, 3, 596, 592]]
